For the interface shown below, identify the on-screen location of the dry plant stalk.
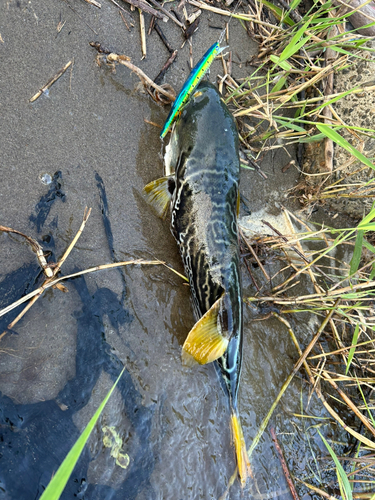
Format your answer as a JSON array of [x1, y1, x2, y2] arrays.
[[0, 208, 180, 339], [83, 0, 101, 7], [101, 52, 176, 102], [270, 427, 300, 500], [0, 208, 92, 337], [107, 0, 167, 21], [241, 204, 375, 496], [0, 225, 53, 277], [30, 60, 73, 102], [139, 9, 147, 59]]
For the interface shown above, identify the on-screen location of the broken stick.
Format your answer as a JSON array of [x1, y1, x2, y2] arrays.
[[29, 60, 73, 102]]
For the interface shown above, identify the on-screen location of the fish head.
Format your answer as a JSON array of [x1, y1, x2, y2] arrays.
[[164, 81, 239, 179]]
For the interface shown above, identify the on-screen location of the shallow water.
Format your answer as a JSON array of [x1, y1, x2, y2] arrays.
[[0, 2, 345, 499]]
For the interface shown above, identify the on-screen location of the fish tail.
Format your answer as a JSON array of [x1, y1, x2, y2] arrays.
[[230, 410, 251, 487]]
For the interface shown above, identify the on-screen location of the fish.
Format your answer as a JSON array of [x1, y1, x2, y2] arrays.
[[144, 81, 250, 486], [159, 42, 225, 140]]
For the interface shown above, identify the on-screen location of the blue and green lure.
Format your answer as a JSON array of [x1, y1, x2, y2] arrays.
[[160, 41, 226, 139]]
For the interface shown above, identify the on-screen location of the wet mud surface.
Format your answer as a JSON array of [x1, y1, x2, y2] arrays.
[[0, 1, 342, 499]]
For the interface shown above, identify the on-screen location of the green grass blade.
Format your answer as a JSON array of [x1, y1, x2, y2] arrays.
[[318, 431, 353, 500], [345, 323, 359, 375], [261, 0, 295, 25], [275, 117, 306, 132], [355, 376, 375, 428], [358, 204, 375, 229], [299, 133, 326, 143], [370, 263, 375, 280], [337, 467, 351, 499], [271, 75, 288, 93], [279, 21, 312, 62], [349, 230, 364, 275], [289, 0, 303, 10], [316, 124, 375, 171], [270, 55, 292, 71], [363, 239, 375, 255], [40, 367, 125, 500]]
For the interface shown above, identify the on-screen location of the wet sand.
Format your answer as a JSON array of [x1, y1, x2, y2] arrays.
[[0, 2, 318, 499]]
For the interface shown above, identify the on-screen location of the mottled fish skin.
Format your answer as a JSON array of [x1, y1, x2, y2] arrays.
[[168, 81, 242, 410]]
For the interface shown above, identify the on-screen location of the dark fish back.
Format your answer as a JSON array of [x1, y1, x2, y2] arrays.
[[170, 83, 241, 322]]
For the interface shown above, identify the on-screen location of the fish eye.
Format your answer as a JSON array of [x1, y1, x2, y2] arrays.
[[167, 178, 176, 194]]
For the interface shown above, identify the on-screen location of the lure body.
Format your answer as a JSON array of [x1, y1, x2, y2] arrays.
[[145, 82, 250, 486], [160, 42, 223, 139]]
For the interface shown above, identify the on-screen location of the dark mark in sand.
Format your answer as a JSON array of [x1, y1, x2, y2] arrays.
[[29, 171, 66, 233]]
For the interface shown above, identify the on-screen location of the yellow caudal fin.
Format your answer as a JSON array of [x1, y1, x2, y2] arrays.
[[143, 176, 174, 219], [230, 411, 251, 488], [182, 294, 228, 366]]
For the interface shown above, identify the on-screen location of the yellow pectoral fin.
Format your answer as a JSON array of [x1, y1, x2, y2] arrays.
[[143, 176, 173, 219], [182, 295, 228, 365]]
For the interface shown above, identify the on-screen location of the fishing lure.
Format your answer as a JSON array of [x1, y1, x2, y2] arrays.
[[160, 41, 226, 139]]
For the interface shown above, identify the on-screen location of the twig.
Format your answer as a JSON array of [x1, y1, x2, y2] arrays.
[[29, 60, 72, 102], [54, 207, 92, 274], [0, 226, 53, 277], [0, 260, 165, 320], [61, 0, 98, 34], [119, 9, 132, 30], [294, 478, 340, 500], [154, 49, 178, 85], [139, 8, 147, 59], [240, 236, 260, 292], [108, 0, 166, 21], [154, 22, 174, 53], [1, 208, 92, 336], [321, 13, 338, 175], [148, 14, 156, 34], [186, 8, 201, 24], [321, 370, 375, 438], [171, 8, 183, 24], [83, 0, 101, 7], [246, 155, 268, 179], [105, 52, 176, 101], [188, 0, 284, 30], [146, 0, 185, 27], [270, 428, 300, 500], [56, 12, 67, 35], [184, 17, 200, 40], [240, 229, 270, 281], [144, 119, 162, 128]]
